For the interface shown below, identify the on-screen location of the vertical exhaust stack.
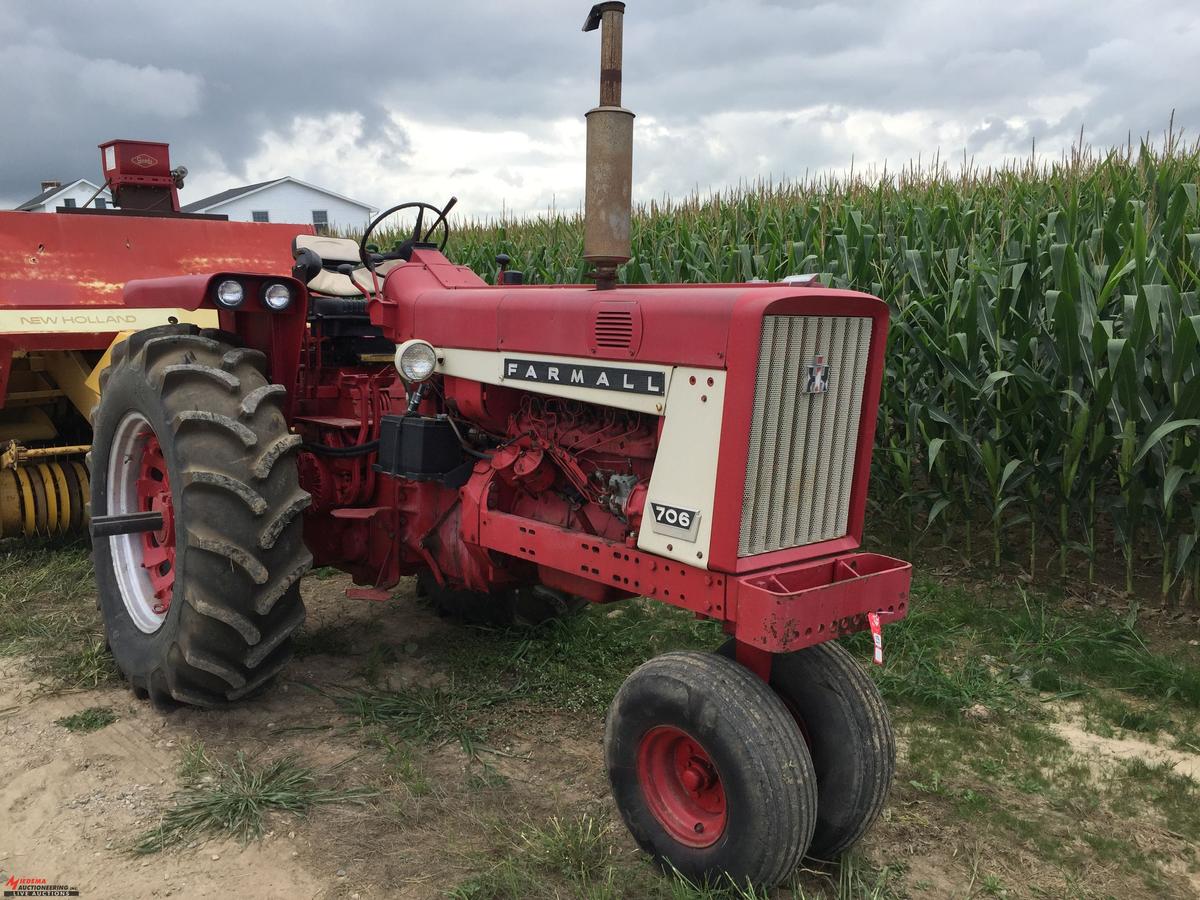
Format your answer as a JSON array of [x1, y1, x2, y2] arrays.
[[582, 2, 634, 290]]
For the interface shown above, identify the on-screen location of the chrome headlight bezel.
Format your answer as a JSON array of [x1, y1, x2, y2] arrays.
[[214, 279, 245, 309], [261, 282, 292, 311], [395, 339, 438, 382]]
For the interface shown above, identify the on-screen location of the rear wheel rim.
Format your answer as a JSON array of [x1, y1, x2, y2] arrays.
[[107, 412, 176, 633], [636, 725, 727, 848]]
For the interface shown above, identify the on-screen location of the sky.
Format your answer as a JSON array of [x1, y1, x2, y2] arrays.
[[1, 0, 1197, 220]]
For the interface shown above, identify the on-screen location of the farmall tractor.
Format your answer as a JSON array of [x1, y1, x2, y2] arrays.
[[72, 4, 912, 886]]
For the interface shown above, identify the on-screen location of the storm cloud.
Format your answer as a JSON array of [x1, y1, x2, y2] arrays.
[[1, 0, 1196, 218]]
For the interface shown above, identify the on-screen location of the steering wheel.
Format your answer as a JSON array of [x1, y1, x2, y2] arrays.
[[359, 198, 457, 275]]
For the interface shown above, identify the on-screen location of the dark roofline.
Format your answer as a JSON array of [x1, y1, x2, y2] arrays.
[[17, 186, 63, 211], [180, 178, 285, 213], [15, 179, 107, 211]]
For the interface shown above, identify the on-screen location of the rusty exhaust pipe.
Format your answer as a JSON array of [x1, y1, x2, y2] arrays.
[[582, 2, 633, 290]]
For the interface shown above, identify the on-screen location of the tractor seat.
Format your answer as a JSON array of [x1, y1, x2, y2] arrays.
[[291, 234, 400, 297]]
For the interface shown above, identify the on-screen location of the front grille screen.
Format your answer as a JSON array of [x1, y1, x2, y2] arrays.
[[738, 315, 872, 556]]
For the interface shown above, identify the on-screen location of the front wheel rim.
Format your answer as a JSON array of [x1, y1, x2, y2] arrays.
[[636, 725, 727, 848], [107, 412, 176, 634]]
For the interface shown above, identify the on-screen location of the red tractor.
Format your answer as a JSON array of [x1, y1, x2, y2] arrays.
[[84, 3, 911, 885]]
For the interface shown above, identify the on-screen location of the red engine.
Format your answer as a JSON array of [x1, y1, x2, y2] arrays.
[[229, 240, 910, 666]]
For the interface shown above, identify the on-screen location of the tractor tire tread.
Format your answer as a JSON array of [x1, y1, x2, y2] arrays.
[[183, 470, 268, 515], [185, 587, 262, 645], [92, 327, 308, 709], [717, 638, 895, 860], [253, 435, 303, 479], [240, 384, 288, 418], [792, 641, 895, 857], [259, 492, 312, 550], [186, 529, 270, 584], [219, 346, 268, 375], [255, 557, 314, 616], [244, 603, 305, 667], [171, 410, 258, 447], [160, 362, 241, 393]]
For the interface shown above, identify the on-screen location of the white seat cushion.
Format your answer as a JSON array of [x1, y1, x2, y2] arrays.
[[304, 260, 402, 297], [291, 233, 403, 296]]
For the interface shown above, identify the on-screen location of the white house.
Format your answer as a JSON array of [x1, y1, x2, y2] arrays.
[[16, 179, 114, 212], [181, 177, 375, 232]]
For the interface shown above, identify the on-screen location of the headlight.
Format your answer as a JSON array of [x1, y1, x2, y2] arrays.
[[261, 282, 292, 311], [395, 340, 437, 382], [214, 279, 245, 308]]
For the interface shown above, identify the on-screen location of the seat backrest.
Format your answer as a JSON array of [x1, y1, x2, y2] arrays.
[[293, 234, 362, 264]]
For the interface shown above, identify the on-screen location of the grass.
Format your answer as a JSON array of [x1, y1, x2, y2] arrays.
[[371, 733, 438, 799], [4, 542, 1199, 892], [418, 599, 721, 713], [0, 538, 118, 688], [842, 575, 1200, 720], [1116, 758, 1200, 839], [334, 681, 507, 757], [1088, 694, 1173, 737], [55, 705, 117, 733], [326, 571, 1200, 895], [134, 742, 376, 854], [447, 813, 904, 900]]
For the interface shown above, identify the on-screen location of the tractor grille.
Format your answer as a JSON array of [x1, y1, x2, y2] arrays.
[[738, 314, 873, 557]]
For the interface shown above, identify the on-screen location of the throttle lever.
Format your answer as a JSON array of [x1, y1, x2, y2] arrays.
[[422, 196, 458, 243]]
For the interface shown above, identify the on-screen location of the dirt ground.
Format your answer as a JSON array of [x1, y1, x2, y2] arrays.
[[0, 573, 620, 900], [2, 569, 1199, 899]]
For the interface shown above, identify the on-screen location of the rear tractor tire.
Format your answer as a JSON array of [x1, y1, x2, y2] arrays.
[[719, 638, 895, 858], [417, 571, 586, 627], [90, 324, 312, 707], [605, 651, 818, 886]]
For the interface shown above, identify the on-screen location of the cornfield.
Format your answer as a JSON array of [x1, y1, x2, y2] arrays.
[[369, 136, 1200, 601]]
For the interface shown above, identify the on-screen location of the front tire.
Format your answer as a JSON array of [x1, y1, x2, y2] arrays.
[[90, 325, 311, 707], [720, 639, 895, 858], [605, 651, 817, 886]]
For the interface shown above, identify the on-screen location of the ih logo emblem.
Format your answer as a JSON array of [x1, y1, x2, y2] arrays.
[[803, 355, 831, 394], [131, 153, 158, 168]]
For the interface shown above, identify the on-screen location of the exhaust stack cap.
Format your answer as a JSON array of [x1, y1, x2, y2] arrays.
[[582, 2, 633, 290]]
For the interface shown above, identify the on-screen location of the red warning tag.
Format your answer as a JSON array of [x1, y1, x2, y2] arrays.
[[867, 612, 883, 666]]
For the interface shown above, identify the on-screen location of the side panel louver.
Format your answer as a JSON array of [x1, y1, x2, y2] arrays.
[[588, 303, 642, 356]]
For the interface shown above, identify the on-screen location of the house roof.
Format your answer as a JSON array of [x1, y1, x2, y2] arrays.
[[181, 176, 375, 214], [15, 178, 109, 211], [180, 178, 284, 213]]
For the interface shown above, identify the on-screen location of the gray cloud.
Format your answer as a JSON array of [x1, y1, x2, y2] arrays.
[[1, 0, 1196, 217]]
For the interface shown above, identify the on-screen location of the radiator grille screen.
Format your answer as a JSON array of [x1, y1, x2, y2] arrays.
[[738, 315, 872, 557]]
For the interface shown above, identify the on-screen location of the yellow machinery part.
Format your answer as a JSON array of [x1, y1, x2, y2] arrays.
[[0, 459, 90, 539], [80, 332, 134, 422], [41, 350, 100, 424], [34, 462, 57, 533], [0, 467, 19, 536]]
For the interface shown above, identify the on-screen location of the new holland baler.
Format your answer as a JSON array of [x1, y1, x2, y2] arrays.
[[0, 141, 314, 538]]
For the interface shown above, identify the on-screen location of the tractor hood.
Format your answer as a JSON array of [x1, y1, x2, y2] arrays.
[[376, 248, 887, 369]]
